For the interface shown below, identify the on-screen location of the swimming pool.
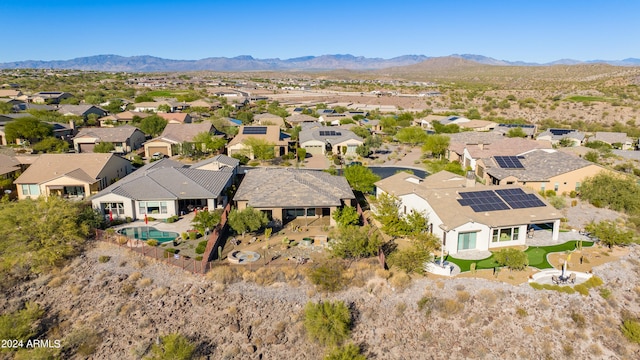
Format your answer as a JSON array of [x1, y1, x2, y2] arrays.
[[117, 227, 179, 243]]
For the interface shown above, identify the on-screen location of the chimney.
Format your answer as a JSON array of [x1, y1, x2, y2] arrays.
[[69, 119, 75, 131], [465, 170, 476, 188]]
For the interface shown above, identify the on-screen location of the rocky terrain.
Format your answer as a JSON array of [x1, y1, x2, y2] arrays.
[[1, 238, 639, 360]]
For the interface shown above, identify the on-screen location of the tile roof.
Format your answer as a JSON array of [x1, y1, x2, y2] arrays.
[[15, 153, 121, 184], [285, 114, 317, 124], [299, 126, 363, 145], [227, 126, 288, 147], [157, 113, 190, 123], [93, 158, 233, 200], [375, 171, 561, 229], [190, 154, 240, 169], [234, 168, 355, 208], [591, 131, 632, 145], [153, 123, 214, 144], [483, 149, 598, 181], [57, 105, 106, 116], [74, 125, 142, 142], [0, 154, 20, 176], [450, 136, 552, 158]]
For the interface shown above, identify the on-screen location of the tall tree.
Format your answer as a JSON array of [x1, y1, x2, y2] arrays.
[[395, 126, 428, 145], [139, 115, 167, 137], [4, 117, 53, 143], [343, 165, 380, 193], [191, 209, 222, 235], [228, 206, 268, 237], [31, 137, 69, 153], [329, 225, 382, 260], [93, 142, 115, 153], [422, 134, 450, 159], [243, 137, 275, 160]]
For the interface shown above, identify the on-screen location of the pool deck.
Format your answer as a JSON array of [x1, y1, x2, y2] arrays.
[[111, 212, 197, 238]]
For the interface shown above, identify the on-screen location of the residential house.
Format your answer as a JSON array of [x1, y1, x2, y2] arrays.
[[15, 153, 133, 200], [493, 124, 537, 138], [374, 170, 562, 255], [73, 125, 146, 154], [48, 121, 76, 141], [98, 111, 151, 127], [254, 113, 285, 128], [233, 168, 356, 226], [589, 132, 634, 150], [0, 154, 22, 196], [447, 132, 552, 171], [476, 149, 608, 194], [133, 100, 185, 113], [143, 122, 216, 158], [31, 91, 73, 104], [299, 124, 364, 155], [0, 89, 22, 98], [57, 105, 108, 119], [227, 125, 290, 159], [358, 119, 382, 133], [157, 112, 192, 124], [536, 128, 585, 147], [189, 154, 240, 177], [91, 158, 236, 220], [285, 114, 318, 127], [0, 114, 32, 145], [187, 99, 220, 109]]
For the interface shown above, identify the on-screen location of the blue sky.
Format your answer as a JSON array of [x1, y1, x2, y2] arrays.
[[2, 0, 638, 63]]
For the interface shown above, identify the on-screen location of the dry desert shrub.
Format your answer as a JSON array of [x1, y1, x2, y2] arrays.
[[48, 275, 68, 288], [523, 325, 535, 335], [68, 285, 83, 296], [478, 289, 497, 306], [120, 282, 136, 295], [63, 327, 102, 357], [128, 271, 143, 282], [207, 265, 241, 284], [138, 278, 153, 287], [435, 280, 445, 289], [456, 290, 471, 303], [243, 267, 279, 286], [389, 270, 411, 291], [118, 302, 135, 316], [343, 262, 377, 287], [375, 268, 391, 279], [151, 286, 169, 298], [588, 343, 603, 356], [273, 321, 287, 335], [436, 298, 464, 317], [396, 302, 407, 316], [133, 259, 147, 269]]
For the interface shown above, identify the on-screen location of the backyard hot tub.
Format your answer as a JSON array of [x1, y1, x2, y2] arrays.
[[117, 226, 179, 243]]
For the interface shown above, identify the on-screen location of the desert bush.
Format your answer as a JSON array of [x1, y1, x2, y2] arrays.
[[195, 240, 208, 255], [600, 288, 612, 299], [163, 248, 177, 258], [621, 319, 640, 344], [146, 239, 159, 247], [493, 248, 528, 270], [583, 275, 604, 288], [389, 270, 412, 291], [436, 299, 464, 317], [121, 282, 136, 295], [139, 278, 153, 287], [188, 231, 197, 240], [516, 308, 528, 317], [570, 312, 586, 328], [129, 271, 143, 282], [324, 343, 366, 360], [417, 295, 434, 316], [0, 302, 44, 342], [457, 290, 471, 303], [307, 261, 346, 292], [98, 255, 111, 263], [304, 301, 352, 346], [574, 284, 589, 296], [151, 287, 169, 299], [48, 275, 67, 288], [146, 333, 195, 360], [207, 265, 241, 284]]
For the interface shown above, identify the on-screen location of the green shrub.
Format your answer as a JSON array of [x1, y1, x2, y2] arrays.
[[98, 255, 111, 263], [195, 255, 203, 261], [621, 319, 640, 344], [0, 302, 44, 342], [188, 231, 197, 240], [583, 276, 603, 288], [574, 284, 589, 296], [146, 216, 156, 221], [146, 239, 159, 247], [195, 240, 208, 255], [569, 190, 577, 198], [304, 301, 352, 346], [324, 343, 366, 360], [307, 261, 346, 292], [147, 333, 195, 360], [417, 296, 434, 316], [516, 308, 528, 317], [599, 288, 612, 299], [163, 248, 178, 258], [166, 215, 179, 223], [493, 248, 528, 270], [570, 312, 586, 328], [545, 190, 557, 197]]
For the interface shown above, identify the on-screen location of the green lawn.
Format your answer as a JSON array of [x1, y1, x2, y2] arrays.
[[446, 240, 594, 272]]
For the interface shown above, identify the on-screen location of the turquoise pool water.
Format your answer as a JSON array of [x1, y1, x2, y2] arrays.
[[117, 227, 179, 243]]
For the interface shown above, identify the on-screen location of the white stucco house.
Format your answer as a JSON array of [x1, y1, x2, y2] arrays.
[[374, 171, 562, 255], [91, 156, 237, 220]]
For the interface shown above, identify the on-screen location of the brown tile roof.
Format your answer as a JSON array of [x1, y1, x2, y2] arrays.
[[153, 123, 214, 144], [227, 126, 288, 147], [15, 153, 119, 184]]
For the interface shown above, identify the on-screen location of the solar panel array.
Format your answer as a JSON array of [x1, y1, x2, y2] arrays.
[[549, 128, 573, 136], [457, 190, 511, 212], [242, 127, 267, 135], [494, 156, 525, 169], [498, 124, 535, 129], [457, 188, 546, 212], [319, 130, 342, 137], [495, 188, 546, 209]]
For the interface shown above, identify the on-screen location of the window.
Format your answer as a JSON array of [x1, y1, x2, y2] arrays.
[[103, 202, 124, 215], [575, 182, 581, 190], [554, 183, 559, 191], [492, 227, 520, 242], [138, 201, 168, 215], [21, 184, 40, 196], [540, 183, 545, 191], [457, 232, 477, 251]]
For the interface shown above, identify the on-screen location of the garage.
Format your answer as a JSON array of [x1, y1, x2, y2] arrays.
[[146, 145, 170, 158], [303, 145, 324, 155], [78, 142, 96, 153]]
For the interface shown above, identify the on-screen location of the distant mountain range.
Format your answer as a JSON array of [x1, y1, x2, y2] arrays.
[[1, 54, 639, 72]]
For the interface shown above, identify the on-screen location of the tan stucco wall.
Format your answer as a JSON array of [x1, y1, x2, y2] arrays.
[[144, 141, 173, 158]]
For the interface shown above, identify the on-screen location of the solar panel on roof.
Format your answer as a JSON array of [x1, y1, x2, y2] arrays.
[[243, 127, 267, 135], [549, 128, 573, 136], [495, 188, 546, 209], [458, 191, 510, 212], [499, 124, 535, 129], [494, 156, 525, 169]]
